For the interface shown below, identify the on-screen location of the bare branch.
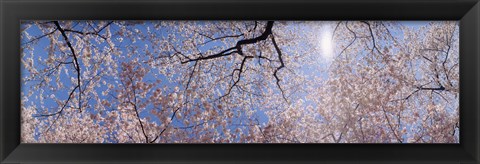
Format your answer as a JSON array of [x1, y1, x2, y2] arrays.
[[63, 21, 113, 40], [382, 107, 403, 143], [22, 28, 58, 45], [53, 21, 82, 112], [271, 35, 288, 103]]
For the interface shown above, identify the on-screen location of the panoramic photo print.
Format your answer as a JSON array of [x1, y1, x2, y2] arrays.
[[20, 21, 459, 143]]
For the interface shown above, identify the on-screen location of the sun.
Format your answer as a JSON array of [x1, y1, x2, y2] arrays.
[[319, 26, 334, 61]]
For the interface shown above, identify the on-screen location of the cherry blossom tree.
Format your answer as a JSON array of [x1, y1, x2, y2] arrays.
[[20, 20, 459, 143]]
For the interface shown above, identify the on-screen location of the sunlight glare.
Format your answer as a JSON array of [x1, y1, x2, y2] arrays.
[[320, 26, 334, 61]]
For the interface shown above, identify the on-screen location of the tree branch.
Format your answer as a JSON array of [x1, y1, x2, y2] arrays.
[[63, 21, 113, 40], [360, 21, 384, 55], [271, 35, 288, 103], [53, 21, 82, 112], [181, 21, 274, 63], [382, 107, 403, 143], [129, 80, 149, 143]]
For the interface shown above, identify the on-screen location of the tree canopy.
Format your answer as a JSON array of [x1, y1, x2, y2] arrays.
[[21, 21, 459, 143]]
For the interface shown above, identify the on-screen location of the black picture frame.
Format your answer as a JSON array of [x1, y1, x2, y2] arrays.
[[1, 0, 479, 163]]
